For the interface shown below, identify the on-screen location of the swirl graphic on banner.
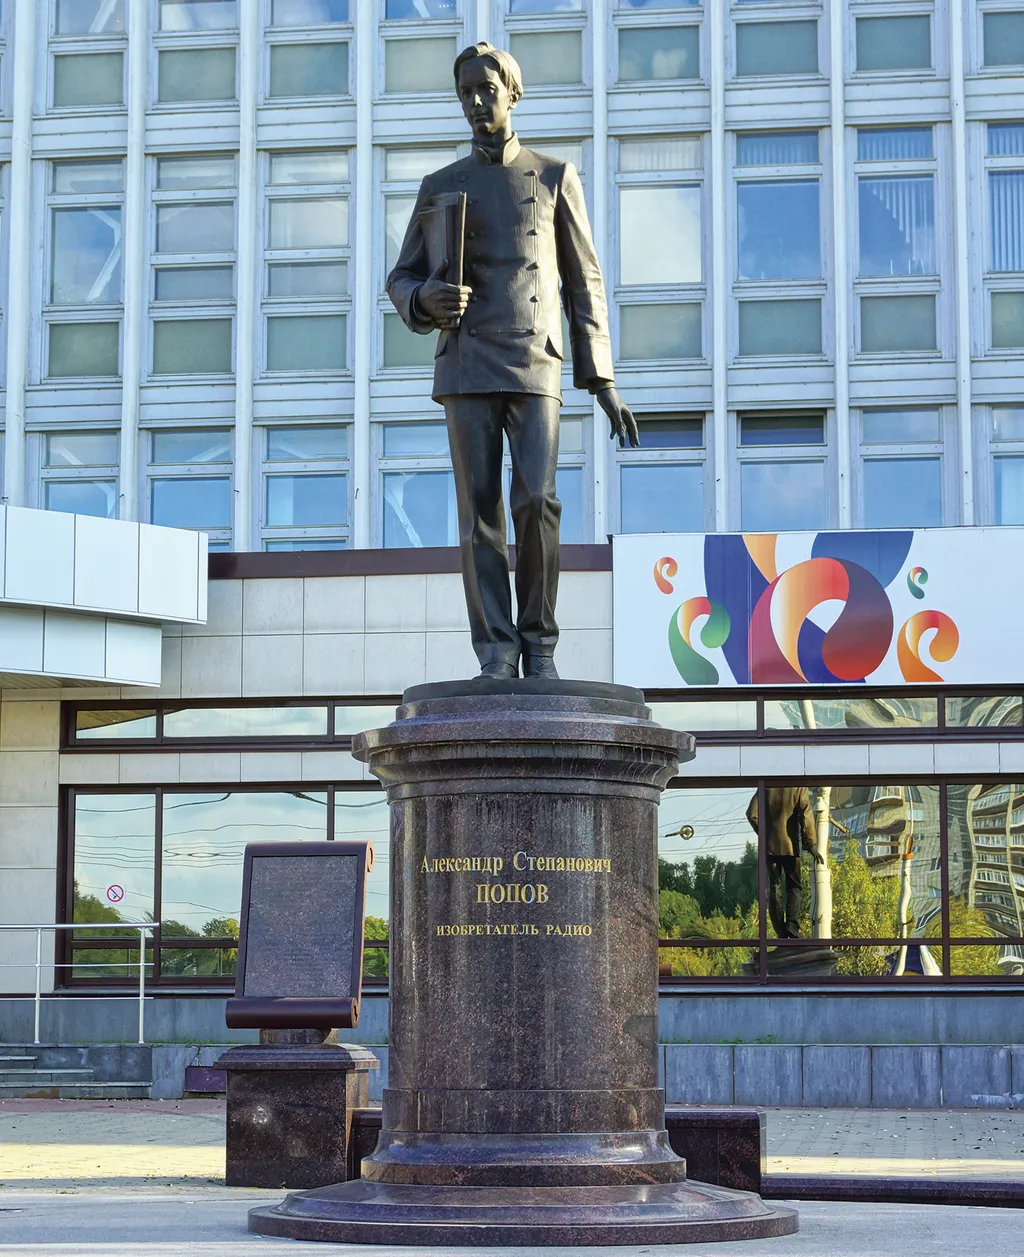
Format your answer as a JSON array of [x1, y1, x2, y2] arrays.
[[907, 566, 928, 599], [654, 556, 677, 595], [668, 597, 731, 685], [897, 610, 960, 682]]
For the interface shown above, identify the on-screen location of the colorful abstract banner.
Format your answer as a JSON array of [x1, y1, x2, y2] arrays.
[[612, 529, 1024, 688]]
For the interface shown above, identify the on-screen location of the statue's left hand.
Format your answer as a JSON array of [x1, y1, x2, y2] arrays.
[[596, 387, 640, 448]]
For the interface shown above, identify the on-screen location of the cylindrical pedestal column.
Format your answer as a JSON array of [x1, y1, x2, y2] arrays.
[[250, 680, 796, 1245]]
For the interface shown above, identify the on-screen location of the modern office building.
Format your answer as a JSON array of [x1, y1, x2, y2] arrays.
[[1, 0, 1023, 1104]]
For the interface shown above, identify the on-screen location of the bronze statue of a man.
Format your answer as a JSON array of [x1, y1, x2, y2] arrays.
[[387, 42, 638, 680]]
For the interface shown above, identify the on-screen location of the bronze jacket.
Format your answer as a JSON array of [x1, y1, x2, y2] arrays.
[[386, 135, 615, 403], [745, 787, 819, 860]]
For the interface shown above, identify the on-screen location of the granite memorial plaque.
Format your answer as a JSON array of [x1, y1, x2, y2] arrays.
[[225, 840, 372, 1030]]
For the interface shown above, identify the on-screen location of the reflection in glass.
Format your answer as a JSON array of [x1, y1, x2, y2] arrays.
[[269, 43, 349, 97], [383, 422, 448, 457], [657, 788, 759, 977], [161, 792, 328, 937], [946, 696, 1023, 728], [764, 696, 938, 732], [266, 315, 346, 372], [270, 151, 349, 185], [857, 128, 933, 162], [335, 706, 397, 736], [54, 162, 124, 194], [385, 149, 459, 182], [736, 132, 818, 166], [159, 0, 237, 30], [272, 0, 349, 21], [740, 414, 823, 446], [157, 49, 237, 103], [73, 794, 156, 940], [152, 429, 231, 464], [163, 706, 329, 737], [151, 477, 232, 529], [620, 186, 701, 284], [738, 181, 819, 279], [269, 200, 348, 249], [45, 431, 119, 467], [268, 261, 347, 298], [620, 463, 703, 533], [267, 474, 347, 526], [336, 791, 390, 976], [619, 136, 701, 173], [858, 176, 935, 276], [994, 456, 1024, 525], [946, 784, 1024, 954], [385, 0, 455, 15], [76, 709, 157, 739], [509, 0, 581, 11], [57, 0, 126, 34], [648, 700, 757, 732], [52, 208, 122, 305], [740, 460, 826, 531], [861, 409, 939, 444], [46, 481, 118, 518], [157, 203, 235, 253], [618, 27, 700, 81], [386, 194, 417, 273], [156, 266, 234, 301], [157, 156, 236, 190], [555, 467, 584, 544], [384, 36, 458, 93], [267, 426, 348, 460], [863, 458, 941, 528], [382, 471, 458, 547]]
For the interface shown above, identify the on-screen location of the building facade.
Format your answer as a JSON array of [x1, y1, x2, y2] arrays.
[[0, 1, 1023, 1087]]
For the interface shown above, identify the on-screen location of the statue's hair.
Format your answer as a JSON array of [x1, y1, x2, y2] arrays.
[[453, 42, 524, 104]]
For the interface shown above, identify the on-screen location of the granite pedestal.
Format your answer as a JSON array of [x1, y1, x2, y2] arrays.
[[249, 680, 796, 1244], [218, 1030, 378, 1189]]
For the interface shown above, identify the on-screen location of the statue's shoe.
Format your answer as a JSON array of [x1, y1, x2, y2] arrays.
[[478, 661, 518, 680], [522, 656, 559, 679]]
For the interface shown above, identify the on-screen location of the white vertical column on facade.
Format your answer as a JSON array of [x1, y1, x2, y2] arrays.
[[709, 0, 727, 530], [949, 0, 974, 524], [3, 0, 37, 507], [232, 1, 259, 550], [474, 0, 490, 47], [119, 0, 148, 521], [352, 0, 374, 548], [830, 0, 851, 526], [590, 0, 609, 541]]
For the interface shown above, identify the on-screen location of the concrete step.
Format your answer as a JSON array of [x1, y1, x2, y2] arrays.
[[0, 1069, 94, 1084], [0, 1081, 151, 1099], [0, 1055, 38, 1063]]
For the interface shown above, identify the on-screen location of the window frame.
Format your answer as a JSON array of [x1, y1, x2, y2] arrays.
[[143, 423, 234, 547], [611, 411, 710, 535], [256, 420, 353, 550], [852, 406, 957, 529], [732, 408, 834, 532]]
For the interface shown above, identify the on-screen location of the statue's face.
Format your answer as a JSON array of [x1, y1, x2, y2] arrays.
[[457, 58, 514, 139]]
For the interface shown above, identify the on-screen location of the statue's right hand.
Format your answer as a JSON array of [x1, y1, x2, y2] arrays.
[[417, 261, 472, 329]]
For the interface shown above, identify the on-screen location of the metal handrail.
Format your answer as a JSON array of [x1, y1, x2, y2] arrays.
[[0, 923, 159, 1045]]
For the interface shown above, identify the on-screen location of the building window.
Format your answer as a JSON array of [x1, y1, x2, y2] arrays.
[[855, 126, 938, 355], [614, 414, 706, 534], [982, 10, 1024, 68], [989, 406, 1024, 524], [263, 150, 350, 373], [270, 0, 349, 21], [377, 421, 457, 548], [855, 15, 931, 74], [508, 31, 585, 87], [147, 427, 233, 548], [733, 130, 823, 359], [384, 36, 459, 94], [266, 2, 350, 99], [151, 155, 236, 376], [51, 0, 126, 109], [386, 0, 455, 16], [155, 2, 238, 105], [46, 159, 124, 380], [856, 409, 947, 528], [38, 430, 119, 519], [617, 26, 700, 83], [260, 424, 350, 550], [736, 412, 829, 531], [985, 123, 1024, 350], [379, 145, 460, 371], [734, 21, 818, 78], [616, 136, 704, 362]]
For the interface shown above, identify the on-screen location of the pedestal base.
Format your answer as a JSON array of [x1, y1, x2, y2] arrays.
[[248, 1178, 798, 1245]]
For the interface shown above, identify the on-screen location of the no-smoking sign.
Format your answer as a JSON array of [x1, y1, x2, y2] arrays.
[[106, 884, 125, 904]]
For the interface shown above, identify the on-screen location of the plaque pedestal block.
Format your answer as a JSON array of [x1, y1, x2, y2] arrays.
[[218, 1031, 378, 1189], [249, 680, 796, 1244]]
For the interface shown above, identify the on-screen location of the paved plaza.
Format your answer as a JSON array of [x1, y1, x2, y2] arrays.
[[0, 1100, 1021, 1254]]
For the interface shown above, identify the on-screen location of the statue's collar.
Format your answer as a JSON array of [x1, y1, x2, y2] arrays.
[[472, 133, 521, 166]]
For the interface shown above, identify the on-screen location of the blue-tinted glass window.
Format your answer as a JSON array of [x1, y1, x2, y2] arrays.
[[988, 124, 1024, 158], [857, 128, 933, 161], [991, 172, 1024, 272], [736, 132, 818, 165], [859, 176, 935, 276], [620, 463, 703, 533], [737, 181, 820, 279]]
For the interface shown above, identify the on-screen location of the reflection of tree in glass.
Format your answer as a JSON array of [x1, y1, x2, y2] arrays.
[[363, 915, 389, 979], [658, 847, 758, 975], [828, 841, 899, 975], [927, 901, 1002, 976], [72, 882, 150, 979], [159, 914, 239, 978]]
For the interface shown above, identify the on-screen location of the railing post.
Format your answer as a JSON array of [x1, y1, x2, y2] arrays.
[[33, 928, 42, 1045], [138, 928, 146, 1044]]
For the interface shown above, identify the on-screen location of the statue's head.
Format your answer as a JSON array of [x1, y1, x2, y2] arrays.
[[453, 43, 523, 140]]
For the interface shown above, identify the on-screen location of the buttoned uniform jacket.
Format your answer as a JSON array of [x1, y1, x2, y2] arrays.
[[386, 136, 615, 403]]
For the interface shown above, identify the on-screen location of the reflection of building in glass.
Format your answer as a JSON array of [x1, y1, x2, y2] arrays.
[[948, 784, 1024, 951]]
